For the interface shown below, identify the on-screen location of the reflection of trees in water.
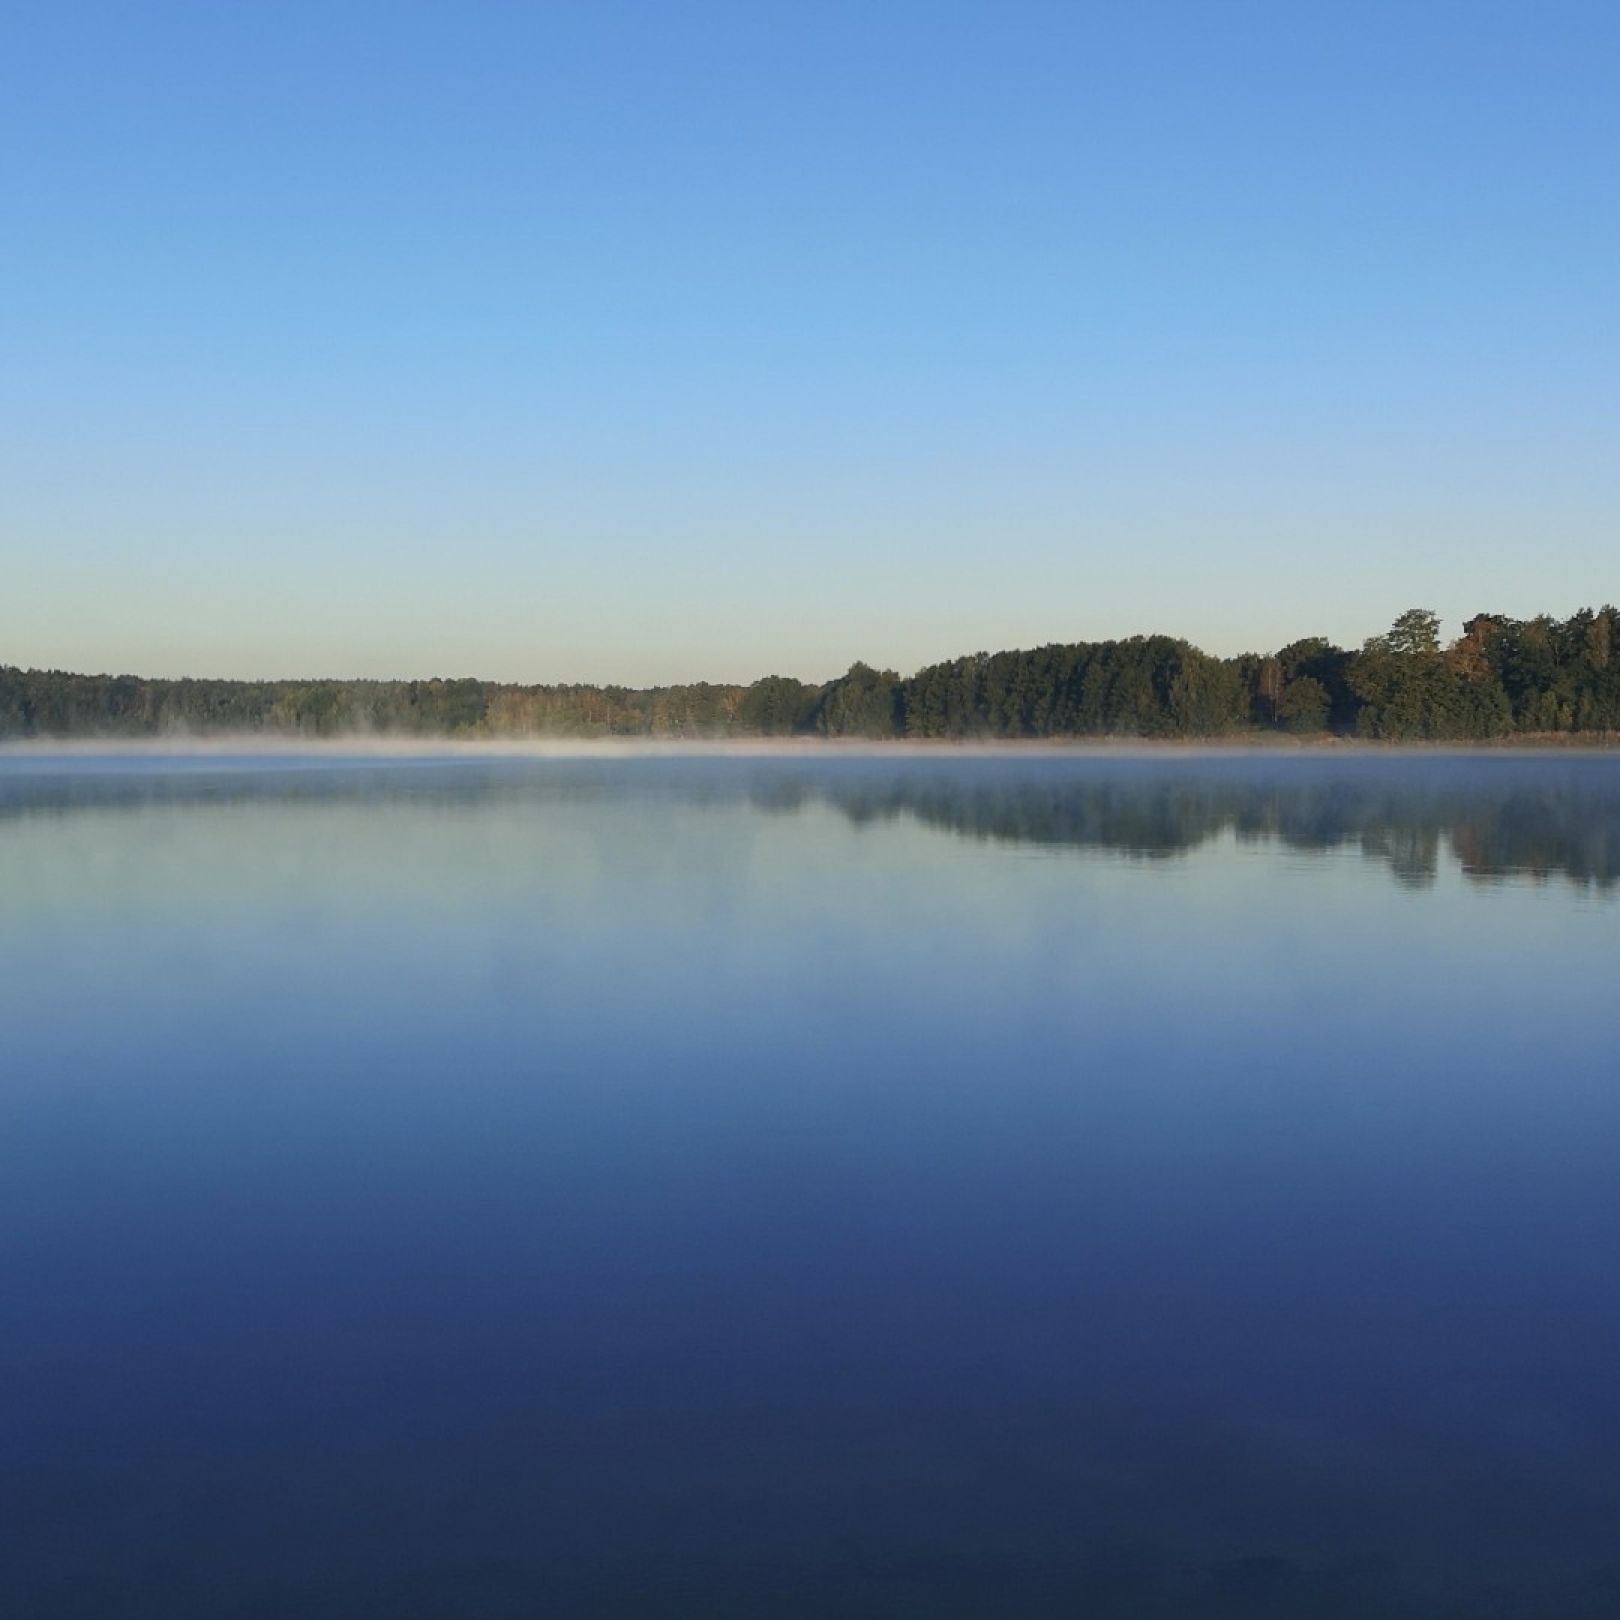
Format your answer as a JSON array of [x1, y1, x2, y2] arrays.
[[1355, 826, 1445, 888], [788, 767, 1620, 891], [1, 757, 1616, 891]]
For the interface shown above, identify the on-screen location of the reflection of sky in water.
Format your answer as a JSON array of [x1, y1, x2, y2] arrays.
[[2, 755, 1619, 1618]]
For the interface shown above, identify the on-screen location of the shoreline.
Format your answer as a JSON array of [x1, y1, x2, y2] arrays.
[[3, 732, 1619, 760]]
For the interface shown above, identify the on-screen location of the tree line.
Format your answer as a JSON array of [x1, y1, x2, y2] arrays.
[[3, 606, 1617, 741]]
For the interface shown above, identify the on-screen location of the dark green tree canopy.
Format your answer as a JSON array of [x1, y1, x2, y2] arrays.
[[5, 605, 1618, 743]]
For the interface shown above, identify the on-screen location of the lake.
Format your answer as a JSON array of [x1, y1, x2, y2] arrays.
[[3, 750, 1618, 1618]]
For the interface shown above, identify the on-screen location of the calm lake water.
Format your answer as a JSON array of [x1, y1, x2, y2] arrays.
[[3, 750, 1619, 1619]]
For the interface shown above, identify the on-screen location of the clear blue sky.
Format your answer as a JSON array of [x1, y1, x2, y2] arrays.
[[4, 1, 1616, 683]]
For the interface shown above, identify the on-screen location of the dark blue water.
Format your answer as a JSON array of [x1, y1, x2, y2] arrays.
[[3, 751, 1619, 1618]]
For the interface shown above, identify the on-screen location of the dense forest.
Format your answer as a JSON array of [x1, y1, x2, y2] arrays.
[[3, 607, 1617, 742]]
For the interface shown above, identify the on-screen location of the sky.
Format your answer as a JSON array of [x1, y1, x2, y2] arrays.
[[3, 1, 1617, 685]]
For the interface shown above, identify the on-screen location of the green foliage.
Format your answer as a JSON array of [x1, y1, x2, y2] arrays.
[[813, 663, 904, 738], [1345, 609, 1516, 740], [737, 675, 819, 735], [0, 667, 745, 741], [1385, 607, 1442, 657], [1277, 677, 1331, 733], [903, 637, 1245, 738], [4, 605, 1618, 744]]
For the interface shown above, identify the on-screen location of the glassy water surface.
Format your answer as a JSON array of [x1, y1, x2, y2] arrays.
[[3, 751, 1618, 1618]]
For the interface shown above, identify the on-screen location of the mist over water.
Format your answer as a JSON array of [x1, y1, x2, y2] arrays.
[[3, 753, 1619, 1618]]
